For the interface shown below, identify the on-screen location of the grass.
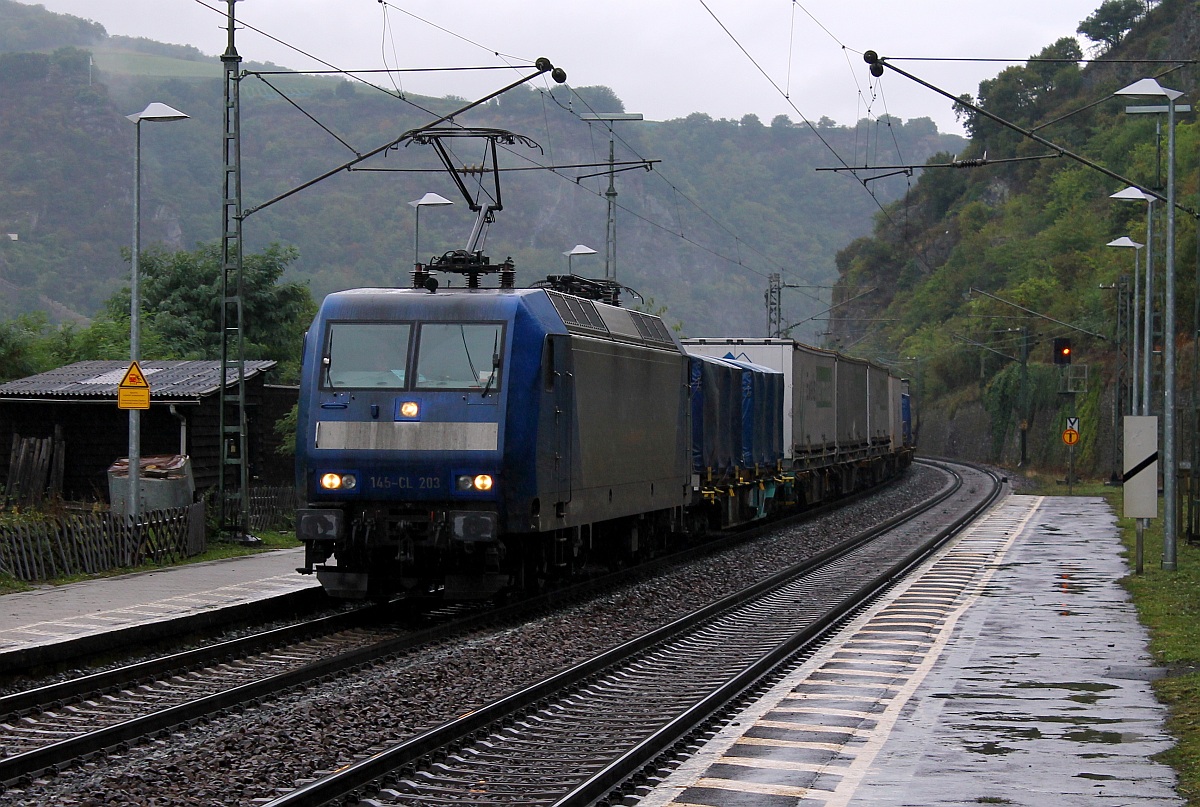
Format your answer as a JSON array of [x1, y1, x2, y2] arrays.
[[0, 530, 300, 596], [1013, 468, 1200, 805]]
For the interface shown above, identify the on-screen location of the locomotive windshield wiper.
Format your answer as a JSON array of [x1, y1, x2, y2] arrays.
[[481, 330, 500, 398]]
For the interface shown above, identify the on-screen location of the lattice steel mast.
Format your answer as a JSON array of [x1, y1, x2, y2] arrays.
[[578, 113, 641, 281], [218, 0, 251, 541]]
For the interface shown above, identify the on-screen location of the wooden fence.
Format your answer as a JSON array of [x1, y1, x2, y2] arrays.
[[247, 486, 296, 532], [0, 503, 203, 583], [0, 486, 296, 583]]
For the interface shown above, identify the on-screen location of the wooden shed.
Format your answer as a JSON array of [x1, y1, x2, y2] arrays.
[[0, 360, 295, 503]]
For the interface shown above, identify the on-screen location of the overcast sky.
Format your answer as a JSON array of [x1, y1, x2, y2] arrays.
[[19, 0, 1105, 135]]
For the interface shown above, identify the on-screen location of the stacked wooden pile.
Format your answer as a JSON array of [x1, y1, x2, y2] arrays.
[[5, 427, 65, 505]]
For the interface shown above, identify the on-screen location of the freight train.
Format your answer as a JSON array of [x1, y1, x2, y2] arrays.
[[294, 267, 914, 601]]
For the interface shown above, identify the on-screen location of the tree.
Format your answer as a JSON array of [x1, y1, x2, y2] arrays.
[[740, 113, 764, 130], [105, 243, 317, 382], [0, 314, 48, 382], [572, 85, 624, 113], [1024, 38, 1083, 99], [1077, 0, 1143, 50]]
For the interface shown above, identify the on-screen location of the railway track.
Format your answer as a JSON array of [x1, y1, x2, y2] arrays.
[[0, 591, 543, 790], [260, 460, 1000, 806], [0, 462, 968, 797], [0, 606, 403, 787]]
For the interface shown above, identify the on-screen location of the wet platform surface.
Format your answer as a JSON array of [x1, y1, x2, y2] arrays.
[[641, 494, 1183, 807], [0, 547, 320, 672]]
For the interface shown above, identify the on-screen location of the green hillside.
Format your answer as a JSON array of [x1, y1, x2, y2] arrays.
[[0, 0, 960, 347], [91, 47, 220, 79], [828, 0, 1198, 475]]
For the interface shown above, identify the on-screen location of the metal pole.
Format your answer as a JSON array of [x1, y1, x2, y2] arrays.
[[604, 132, 617, 281], [1193, 176, 1200, 548], [1132, 248, 1141, 415], [1069, 443, 1075, 495], [1111, 282, 1122, 483], [128, 120, 142, 523], [219, 0, 251, 542], [1136, 519, 1145, 574], [1020, 329, 1028, 466], [1144, 199, 1155, 416], [414, 204, 421, 267], [1163, 96, 1177, 570], [1141, 195, 1152, 550]]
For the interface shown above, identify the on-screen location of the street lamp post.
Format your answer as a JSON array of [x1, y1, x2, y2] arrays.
[[1107, 236, 1143, 415], [563, 244, 597, 275], [1110, 187, 1156, 416], [126, 102, 188, 521], [408, 192, 454, 267], [1116, 77, 1183, 570]]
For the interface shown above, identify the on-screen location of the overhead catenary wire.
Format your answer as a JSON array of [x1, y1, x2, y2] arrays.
[[379, 1, 405, 97], [695, 0, 942, 286], [188, 0, 849, 315], [191, 0, 792, 284], [191, 0, 528, 111]]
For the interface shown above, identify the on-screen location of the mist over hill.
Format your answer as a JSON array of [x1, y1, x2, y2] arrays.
[[0, 0, 963, 342]]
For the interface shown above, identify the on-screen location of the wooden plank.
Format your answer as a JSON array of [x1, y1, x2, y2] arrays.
[[52, 522, 71, 577], [49, 425, 65, 500], [7, 438, 29, 503], [15, 524, 31, 580], [30, 437, 49, 504], [4, 433, 17, 501]]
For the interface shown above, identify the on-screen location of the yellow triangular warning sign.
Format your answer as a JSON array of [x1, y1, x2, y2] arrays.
[[120, 361, 149, 389]]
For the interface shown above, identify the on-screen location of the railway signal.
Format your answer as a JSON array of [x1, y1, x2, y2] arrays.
[[1053, 337, 1073, 365]]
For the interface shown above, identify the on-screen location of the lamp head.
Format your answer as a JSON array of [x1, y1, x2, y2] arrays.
[[127, 102, 189, 124], [409, 192, 454, 209], [1110, 186, 1152, 202], [1115, 77, 1184, 102]]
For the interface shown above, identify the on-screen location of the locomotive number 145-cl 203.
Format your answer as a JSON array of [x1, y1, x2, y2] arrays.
[[294, 269, 912, 602]]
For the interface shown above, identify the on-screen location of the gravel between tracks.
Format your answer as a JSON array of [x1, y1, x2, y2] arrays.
[[2, 465, 953, 806]]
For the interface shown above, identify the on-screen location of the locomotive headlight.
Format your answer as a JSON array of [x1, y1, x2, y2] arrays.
[[456, 473, 494, 492], [399, 401, 420, 418], [320, 473, 357, 490]]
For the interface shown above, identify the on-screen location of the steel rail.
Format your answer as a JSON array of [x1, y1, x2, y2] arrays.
[[260, 460, 986, 806], [560, 461, 1000, 806], [0, 465, 924, 790], [0, 607, 372, 717]]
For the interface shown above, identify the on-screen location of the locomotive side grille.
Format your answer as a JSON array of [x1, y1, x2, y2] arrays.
[[547, 291, 608, 333], [629, 311, 674, 345]]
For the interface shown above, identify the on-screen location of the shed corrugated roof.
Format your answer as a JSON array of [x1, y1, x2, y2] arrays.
[[0, 360, 277, 402]]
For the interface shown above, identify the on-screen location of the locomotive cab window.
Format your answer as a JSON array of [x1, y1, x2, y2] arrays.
[[415, 323, 504, 390], [323, 322, 412, 388]]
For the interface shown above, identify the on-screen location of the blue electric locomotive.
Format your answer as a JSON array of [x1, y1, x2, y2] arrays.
[[295, 283, 693, 599], [294, 126, 911, 602]]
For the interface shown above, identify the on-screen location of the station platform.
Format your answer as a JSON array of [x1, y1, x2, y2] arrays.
[[641, 494, 1183, 807], [0, 547, 322, 674]]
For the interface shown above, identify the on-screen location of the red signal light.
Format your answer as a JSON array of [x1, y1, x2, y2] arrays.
[[1053, 337, 1073, 365]]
